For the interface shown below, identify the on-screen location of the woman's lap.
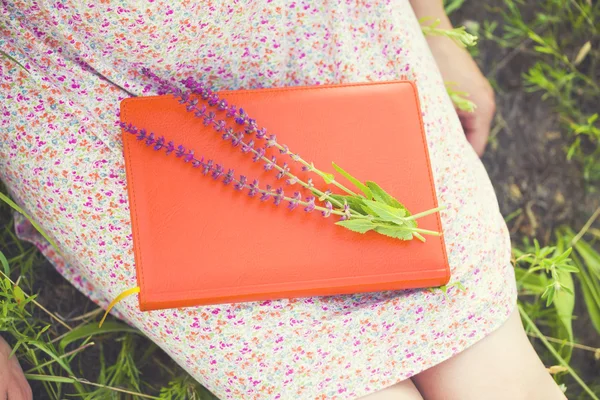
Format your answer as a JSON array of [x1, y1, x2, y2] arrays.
[[1, 1, 517, 398]]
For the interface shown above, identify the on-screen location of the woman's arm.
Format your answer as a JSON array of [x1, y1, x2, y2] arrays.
[[409, 0, 452, 29], [409, 0, 496, 157]]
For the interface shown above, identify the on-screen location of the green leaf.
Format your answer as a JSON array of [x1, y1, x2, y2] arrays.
[[331, 162, 372, 199], [543, 285, 556, 307], [552, 239, 575, 361], [13, 285, 26, 309], [0, 192, 62, 257], [364, 182, 411, 215], [60, 321, 140, 351], [573, 239, 600, 281], [0, 250, 9, 277], [514, 268, 548, 294], [24, 374, 76, 384], [580, 271, 600, 334], [329, 195, 370, 216], [373, 226, 413, 241], [335, 219, 376, 234], [362, 199, 406, 223], [444, 0, 466, 15]]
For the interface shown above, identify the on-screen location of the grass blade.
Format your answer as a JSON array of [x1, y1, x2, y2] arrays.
[[519, 304, 599, 400], [60, 321, 140, 351], [0, 192, 62, 258], [0, 250, 9, 276]]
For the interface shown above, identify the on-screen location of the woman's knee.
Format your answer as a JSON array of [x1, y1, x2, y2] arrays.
[[411, 309, 566, 400]]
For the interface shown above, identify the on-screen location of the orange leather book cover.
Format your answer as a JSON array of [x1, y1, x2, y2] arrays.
[[120, 81, 450, 311]]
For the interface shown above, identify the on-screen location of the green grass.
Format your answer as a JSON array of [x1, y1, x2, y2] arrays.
[[0, 185, 214, 399], [481, 0, 600, 183]]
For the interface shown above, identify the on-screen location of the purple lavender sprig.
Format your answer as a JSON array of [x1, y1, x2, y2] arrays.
[[121, 122, 348, 219], [140, 69, 348, 213], [178, 76, 359, 197], [138, 70, 446, 241]]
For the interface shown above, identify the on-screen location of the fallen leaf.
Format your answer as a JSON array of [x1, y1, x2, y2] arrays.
[[545, 131, 561, 140], [509, 184, 523, 200], [547, 365, 568, 374], [573, 41, 592, 66]]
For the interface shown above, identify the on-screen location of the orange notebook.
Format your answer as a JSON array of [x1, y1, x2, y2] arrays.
[[120, 81, 450, 311]]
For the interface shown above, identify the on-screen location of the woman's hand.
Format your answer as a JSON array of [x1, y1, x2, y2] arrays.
[[410, 0, 496, 157], [0, 335, 32, 400], [428, 36, 496, 156]]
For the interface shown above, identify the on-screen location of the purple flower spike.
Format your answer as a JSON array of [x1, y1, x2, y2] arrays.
[[248, 179, 259, 197], [245, 118, 257, 134], [301, 165, 311, 172], [226, 105, 238, 118], [200, 87, 212, 100], [195, 105, 207, 118], [276, 163, 290, 180], [203, 111, 216, 126], [341, 201, 351, 220], [273, 187, 284, 206], [212, 164, 224, 180], [184, 149, 195, 163], [286, 176, 298, 185], [264, 156, 276, 171], [192, 158, 202, 168], [154, 136, 165, 151], [145, 132, 155, 146], [186, 98, 198, 112], [288, 192, 301, 210], [279, 144, 289, 154], [234, 175, 247, 191], [165, 141, 175, 155], [322, 201, 333, 218], [235, 108, 247, 125], [217, 99, 228, 110], [222, 127, 234, 141], [175, 145, 186, 158], [231, 132, 243, 147], [178, 92, 190, 104], [223, 169, 235, 185], [136, 129, 147, 141], [241, 140, 254, 154], [119, 121, 128, 129], [255, 128, 267, 139], [208, 93, 220, 106], [304, 197, 316, 212], [202, 159, 213, 175], [266, 135, 277, 148], [252, 147, 265, 162], [214, 119, 226, 132], [260, 185, 272, 202], [127, 123, 137, 134]]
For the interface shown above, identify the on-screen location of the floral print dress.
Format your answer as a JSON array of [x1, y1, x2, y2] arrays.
[[0, 1, 517, 398]]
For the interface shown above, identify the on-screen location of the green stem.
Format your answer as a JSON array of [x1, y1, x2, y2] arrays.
[[518, 304, 598, 400], [406, 206, 447, 221], [271, 142, 359, 196], [244, 144, 367, 216]]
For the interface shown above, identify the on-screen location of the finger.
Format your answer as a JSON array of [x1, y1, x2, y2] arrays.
[[14, 373, 32, 400], [465, 125, 489, 157], [7, 356, 31, 400], [8, 383, 23, 400]]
